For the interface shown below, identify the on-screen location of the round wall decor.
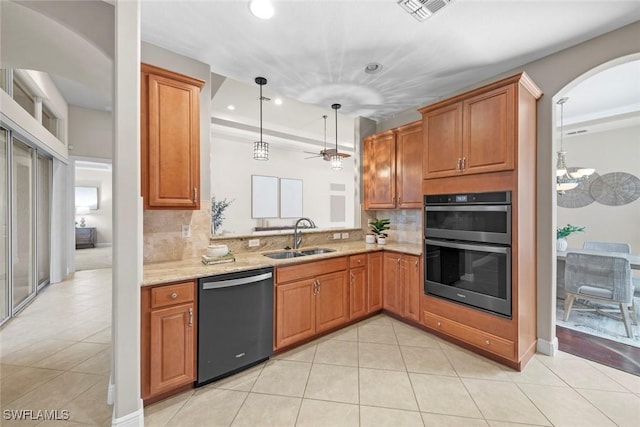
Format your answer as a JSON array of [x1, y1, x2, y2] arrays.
[[590, 172, 640, 206], [557, 170, 599, 209]]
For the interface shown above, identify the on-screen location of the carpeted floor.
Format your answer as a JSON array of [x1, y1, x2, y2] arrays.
[[556, 297, 640, 348], [75, 246, 112, 271]]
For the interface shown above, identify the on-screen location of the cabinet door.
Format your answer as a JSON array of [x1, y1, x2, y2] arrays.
[[149, 303, 195, 395], [315, 271, 349, 333], [382, 253, 403, 316], [462, 84, 515, 175], [402, 255, 421, 322], [396, 122, 423, 208], [146, 72, 200, 209], [363, 131, 396, 209], [367, 252, 383, 313], [275, 279, 316, 349], [349, 266, 367, 320], [423, 103, 463, 179]]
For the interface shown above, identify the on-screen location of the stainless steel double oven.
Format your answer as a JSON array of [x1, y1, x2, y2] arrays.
[[424, 191, 512, 317]]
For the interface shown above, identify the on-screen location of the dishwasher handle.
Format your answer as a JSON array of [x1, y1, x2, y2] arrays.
[[201, 272, 273, 290]]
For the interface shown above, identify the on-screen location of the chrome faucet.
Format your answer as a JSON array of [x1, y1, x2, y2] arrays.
[[293, 217, 316, 249]]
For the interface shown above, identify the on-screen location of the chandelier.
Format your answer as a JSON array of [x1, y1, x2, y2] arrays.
[[556, 97, 595, 193], [253, 77, 269, 160]]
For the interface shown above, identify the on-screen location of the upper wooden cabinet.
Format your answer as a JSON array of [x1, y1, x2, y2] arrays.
[[141, 63, 205, 210], [363, 121, 423, 210], [420, 73, 540, 180]]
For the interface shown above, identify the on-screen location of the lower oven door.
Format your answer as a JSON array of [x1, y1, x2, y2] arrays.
[[424, 238, 511, 317]]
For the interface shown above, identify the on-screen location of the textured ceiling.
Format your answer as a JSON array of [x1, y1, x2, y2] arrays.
[[141, 0, 640, 122]]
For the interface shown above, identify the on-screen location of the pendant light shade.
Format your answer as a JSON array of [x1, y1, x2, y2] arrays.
[[331, 103, 343, 171], [556, 97, 594, 193], [253, 77, 269, 161]]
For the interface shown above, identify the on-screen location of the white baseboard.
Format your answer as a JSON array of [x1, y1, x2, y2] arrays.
[[110, 402, 144, 427], [537, 337, 559, 356], [107, 377, 114, 405]]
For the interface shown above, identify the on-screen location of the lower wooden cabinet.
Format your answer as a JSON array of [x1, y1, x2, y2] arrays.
[[367, 252, 383, 313], [349, 254, 368, 320], [275, 257, 349, 350], [141, 280, 196, 401], [383, 252, 421, 321]]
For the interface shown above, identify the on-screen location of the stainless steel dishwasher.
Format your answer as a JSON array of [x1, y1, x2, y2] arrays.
[[196, 267, 273, 387]]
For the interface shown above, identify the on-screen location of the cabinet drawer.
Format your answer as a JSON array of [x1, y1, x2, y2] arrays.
[[277, 257, 348, 283], [423, 312, 514, 359], [349, 254, 367, 269], [151, 281, 195, 309]]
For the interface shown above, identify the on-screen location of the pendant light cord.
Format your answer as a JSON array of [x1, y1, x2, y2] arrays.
[[259, 83, 263, 143]]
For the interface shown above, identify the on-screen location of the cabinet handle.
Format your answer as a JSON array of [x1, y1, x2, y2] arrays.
[[397, 195, 401, 204], [461, 157, 466, 171], [188, 308, 193, 326], [457, 158, 461, 172], [350, 272, 355, 284], [193, 187, 198, 204], [317, 279, 321, 294], [170, 292, 178, 299]]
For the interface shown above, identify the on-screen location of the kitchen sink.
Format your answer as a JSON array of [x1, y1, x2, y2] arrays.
[[263, 251, 307, 259], [298, 248, 336, 256]]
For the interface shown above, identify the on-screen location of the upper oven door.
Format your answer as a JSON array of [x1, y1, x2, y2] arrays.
[[425, 205, 511, 245]]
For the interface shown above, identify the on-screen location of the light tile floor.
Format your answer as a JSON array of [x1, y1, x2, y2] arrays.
[[2, 269, 640, 426]]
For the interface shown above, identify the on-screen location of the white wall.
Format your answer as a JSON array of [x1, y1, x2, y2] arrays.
[[211, 130, 355, 234], [557, 124, 640, 251], [75, 167, 113, 245], [68, 106, 113, 159]]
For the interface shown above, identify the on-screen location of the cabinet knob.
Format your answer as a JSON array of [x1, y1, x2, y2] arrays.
[[485, 340, 490, 346], [358, 259, 362, 264], [170, 292, 178, 299], [437, 321, 441, 327]]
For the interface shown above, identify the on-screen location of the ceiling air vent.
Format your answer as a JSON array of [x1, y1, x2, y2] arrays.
[[397, 0, 453, 22]]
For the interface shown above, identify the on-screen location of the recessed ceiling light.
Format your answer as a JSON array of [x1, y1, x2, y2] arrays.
[[274, 98, 283, 105], [227, 105, 235, 110], [249, 0, 274, 20], [364, 63, 383, 74]]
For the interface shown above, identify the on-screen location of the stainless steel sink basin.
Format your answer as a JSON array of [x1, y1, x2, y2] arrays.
[[263, 251, 306, 259], [298, 248, 336, 256]]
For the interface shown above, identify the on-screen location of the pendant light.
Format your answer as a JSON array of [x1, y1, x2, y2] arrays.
[[556, 97, 595, 193], [253, 77, 269, 160], [331, 103, 343, 171]]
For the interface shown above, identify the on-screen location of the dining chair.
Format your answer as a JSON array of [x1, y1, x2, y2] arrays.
[[564, 252, 637, 339], [582, 241, 631, 253]]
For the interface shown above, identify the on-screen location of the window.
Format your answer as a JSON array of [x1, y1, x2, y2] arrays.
[[0, 69, 7, 93], [42, 104, 58, 137], [12, 76, 35, 117]]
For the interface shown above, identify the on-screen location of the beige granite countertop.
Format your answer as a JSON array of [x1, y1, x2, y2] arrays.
[[142, 241, 422, 286]]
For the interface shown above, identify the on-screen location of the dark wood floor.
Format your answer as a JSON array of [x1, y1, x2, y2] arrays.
[[557, 326, 640, 376]]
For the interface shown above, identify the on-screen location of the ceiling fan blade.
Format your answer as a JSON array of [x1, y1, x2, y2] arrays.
[[305, 154, 322, 159]]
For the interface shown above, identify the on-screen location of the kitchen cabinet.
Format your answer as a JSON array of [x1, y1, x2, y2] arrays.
[[421, 79, 517, 179], [383, 252, 421, 321], [275, 257, 349, 350], [363, 121, 423, 209], [141, 280, 196, 401], [367, 251, 383, 313], [141, 63, 204, 210], [363, 130, 396, 209], [349, 254, 368, 320]]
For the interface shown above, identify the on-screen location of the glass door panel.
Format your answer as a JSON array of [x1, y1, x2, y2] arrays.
[[37, 154, 51, 287], [12, 138, 35, 311], [0, 129, 8, 323]]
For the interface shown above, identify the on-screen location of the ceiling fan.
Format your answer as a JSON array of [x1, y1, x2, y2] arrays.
[[304, 110, 351, 162]]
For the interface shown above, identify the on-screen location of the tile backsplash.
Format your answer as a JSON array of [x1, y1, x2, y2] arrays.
[[363, 209, 422, 244]]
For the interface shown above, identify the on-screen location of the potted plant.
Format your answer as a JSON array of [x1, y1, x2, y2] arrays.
[[369, 218, 390, 244], [211, 196, 234, 236], [556, 224, 585, 251]]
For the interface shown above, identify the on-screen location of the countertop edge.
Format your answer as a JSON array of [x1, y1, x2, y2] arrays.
[[142, 241, 422, 287]]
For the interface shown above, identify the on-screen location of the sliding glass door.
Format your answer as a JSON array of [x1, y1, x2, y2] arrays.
[[0, 129, 8, 323], [11, 138, 36, 311], [37, 154, 51, 288]]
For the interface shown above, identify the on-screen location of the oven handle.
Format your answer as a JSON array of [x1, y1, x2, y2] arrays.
[[425, 238, 510, 255], [425, 205, 510, 212]]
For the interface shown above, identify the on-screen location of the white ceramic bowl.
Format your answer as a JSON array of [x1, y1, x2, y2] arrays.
[[207, 244, 229, 258]]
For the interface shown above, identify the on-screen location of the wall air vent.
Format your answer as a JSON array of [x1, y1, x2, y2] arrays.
[[397, 0, 453, 22]]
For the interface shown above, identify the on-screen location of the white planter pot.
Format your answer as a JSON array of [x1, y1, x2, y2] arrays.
[[556, 237, 568, 252], [365, 234, 376, 244], [376, 236, 386, 245]]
